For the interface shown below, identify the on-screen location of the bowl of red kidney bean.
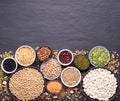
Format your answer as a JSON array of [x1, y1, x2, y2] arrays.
[[57, 49, 74, 66]]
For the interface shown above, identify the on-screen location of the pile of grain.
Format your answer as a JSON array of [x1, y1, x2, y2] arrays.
[[9, 68, 44, 101]]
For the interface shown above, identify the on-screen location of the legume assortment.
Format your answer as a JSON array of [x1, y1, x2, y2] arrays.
[[0, 45, 118, 101]]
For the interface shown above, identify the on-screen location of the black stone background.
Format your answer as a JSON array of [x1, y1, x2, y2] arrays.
[[0, 0, 120, 101]]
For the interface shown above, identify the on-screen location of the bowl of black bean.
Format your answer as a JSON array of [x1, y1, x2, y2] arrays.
[[1, 57, 18, 74]]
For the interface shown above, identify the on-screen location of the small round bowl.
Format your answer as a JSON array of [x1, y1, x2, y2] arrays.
[[61, 66, 81, 87], [82, 67, 119, 101], [40, 59, 62, 80], [57, 49, 74, 66], [46, 80, 63, 94], [74, 55, 90, 71], [7, 66, 45, 101], [36, 46, 52, 62], [1, 57, 18, 74], [15, 45, 36, 66], [89, 46, 110, 67]]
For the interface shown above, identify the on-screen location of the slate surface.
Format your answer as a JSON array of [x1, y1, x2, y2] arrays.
[[0, 0, 120, 101]]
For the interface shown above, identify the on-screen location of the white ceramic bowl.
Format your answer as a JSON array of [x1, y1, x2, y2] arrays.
[[61, 66, 81, 87], [89, 46, 110, 67], [1, 57, 18, 74], [15, 45, 36, 66], [57, 49, 74, 66]]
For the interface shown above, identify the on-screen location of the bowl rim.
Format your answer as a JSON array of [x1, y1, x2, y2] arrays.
[[15, 45, 36, 66], [1, 57, 18, 74], [7, 66, 45, 101], [46, 80, 63, 94], [88, 46, 110, 67], [60, 66, 81, 87], [82, 67, 119, 101], [36, 46, 52, 62], [74, 54, 90, 71], [57, 49, 74, 66], [40, 58, 62, 80]]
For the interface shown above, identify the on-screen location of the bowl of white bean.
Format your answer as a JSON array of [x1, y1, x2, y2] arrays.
[[82, 67, 119, 101]]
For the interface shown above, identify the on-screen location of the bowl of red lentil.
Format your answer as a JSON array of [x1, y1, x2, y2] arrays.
[[46, 80, 63, 94], [37, 46, 52, 62], [57, 49, 74, 66]]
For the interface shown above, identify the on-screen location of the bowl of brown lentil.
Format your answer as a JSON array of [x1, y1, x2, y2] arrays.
[[36, 46, 52, 62]]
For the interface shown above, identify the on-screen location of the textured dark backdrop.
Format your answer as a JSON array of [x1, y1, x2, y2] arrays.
[[0, 0, 120, 101]]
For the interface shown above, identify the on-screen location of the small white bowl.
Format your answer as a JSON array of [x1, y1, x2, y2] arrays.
[[57, 49, 74, 66], [61, 66, 81, 87], [89, 46, 110, 67], [15, 45, 36, 66], [1, 57, 18, 74]]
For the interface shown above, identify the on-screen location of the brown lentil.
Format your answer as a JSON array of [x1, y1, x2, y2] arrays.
[[37, 46, 51, 61]]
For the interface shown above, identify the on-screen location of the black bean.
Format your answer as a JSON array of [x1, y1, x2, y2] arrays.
[[3, 59, 16, 72]]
